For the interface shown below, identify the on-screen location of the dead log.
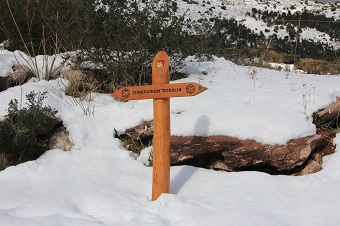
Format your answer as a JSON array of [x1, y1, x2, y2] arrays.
[[317, 97, 340, 121]]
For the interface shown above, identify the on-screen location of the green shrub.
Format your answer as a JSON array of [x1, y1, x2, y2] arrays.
[[74, 0, 193, 89], [0, 91, 58, 170]]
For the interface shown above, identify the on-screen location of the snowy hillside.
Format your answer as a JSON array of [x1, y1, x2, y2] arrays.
[[176, 0, 340, 20], [174, 0, 340, 49], [0, 49, 340, 225]]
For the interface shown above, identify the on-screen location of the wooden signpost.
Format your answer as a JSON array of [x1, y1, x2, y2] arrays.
[[112, 51, 207, 201]]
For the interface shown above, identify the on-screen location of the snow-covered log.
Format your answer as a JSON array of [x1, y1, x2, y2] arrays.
[[317, 97, 340, 121]]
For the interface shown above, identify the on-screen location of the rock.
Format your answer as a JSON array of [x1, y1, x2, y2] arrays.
[[299, 160, 322, 175], [9, 64, 34, 83], [0, 64, 34, 91], [120, 121, 331, 175], [171, 135, 240, 167], [34, 117, 71, 153], [316, 130, 336, 156], [210, 160, 232, 171], [47, 126, 74, 151], [170, 134, 325, 174]]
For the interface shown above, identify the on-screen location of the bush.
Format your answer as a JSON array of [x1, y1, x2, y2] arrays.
[[295, 58, 340, 74], [74, 0, 193, 89], [263, 50, 284, 63], [0, 91, 58, 170]]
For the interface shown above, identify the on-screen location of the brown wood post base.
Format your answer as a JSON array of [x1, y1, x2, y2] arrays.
[[152, 97, 170, 200]]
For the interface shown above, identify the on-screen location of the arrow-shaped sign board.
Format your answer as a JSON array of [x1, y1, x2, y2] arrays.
[[112, 82, 207, 100]]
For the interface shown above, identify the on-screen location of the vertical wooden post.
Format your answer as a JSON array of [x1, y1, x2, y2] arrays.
[[111, 51, 207, 200], [152, 51, 170, 201]]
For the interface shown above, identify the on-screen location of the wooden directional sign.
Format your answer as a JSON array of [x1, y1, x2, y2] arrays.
[[112, 82, 207, 100], [112, 51, 208, 201]]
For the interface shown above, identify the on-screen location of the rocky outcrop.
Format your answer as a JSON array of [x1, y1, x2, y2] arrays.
[[121, 120, 333, 175], [119, 96, 340, 175], [170, 134, 326, 174]]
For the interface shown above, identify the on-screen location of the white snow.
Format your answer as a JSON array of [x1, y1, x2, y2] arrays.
[[300, 27, 340, 50], [0, 50, 65, 79], [1, 48, 340, 225]]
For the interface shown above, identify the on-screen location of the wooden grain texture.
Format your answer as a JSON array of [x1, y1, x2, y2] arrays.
[[152, 51, 170, 201]]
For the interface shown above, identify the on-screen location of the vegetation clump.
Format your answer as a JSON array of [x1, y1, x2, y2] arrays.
[[296, 58, 340, 74], [0, 91, 58, 170]]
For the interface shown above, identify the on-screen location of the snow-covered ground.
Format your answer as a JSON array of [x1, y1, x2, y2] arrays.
[[0, 49, 340, 225]]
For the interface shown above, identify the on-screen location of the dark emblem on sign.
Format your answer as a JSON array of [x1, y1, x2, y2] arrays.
[[186, 84, 195, 94], [122, 88, 130, 99]]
